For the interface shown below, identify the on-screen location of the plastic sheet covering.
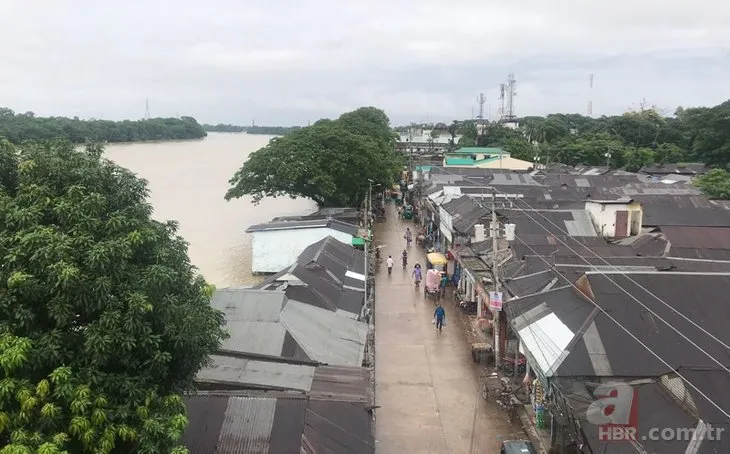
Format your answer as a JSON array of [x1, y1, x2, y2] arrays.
[[425, 269, 441, 291]]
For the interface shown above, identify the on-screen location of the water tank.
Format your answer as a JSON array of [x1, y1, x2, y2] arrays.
[[504, 223, 517, 241]]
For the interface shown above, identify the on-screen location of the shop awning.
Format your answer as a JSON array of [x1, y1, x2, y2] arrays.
[[426, 252, 448, 266], [352, 237, 365, 247]]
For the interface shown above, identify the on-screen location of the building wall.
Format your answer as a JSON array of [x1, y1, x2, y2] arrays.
[[585, 202, 642, 237], [251, 228, 353, 273]]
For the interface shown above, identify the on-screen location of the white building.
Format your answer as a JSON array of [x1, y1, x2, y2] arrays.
[[247, 219, 359, 273], [585, 198, 643, 238]]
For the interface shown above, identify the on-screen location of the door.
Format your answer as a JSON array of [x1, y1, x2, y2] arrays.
[[615, 210, 629, 237]]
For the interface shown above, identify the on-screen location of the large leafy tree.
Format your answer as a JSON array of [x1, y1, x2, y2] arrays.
[[225, 107, 404, 207], [0, 139, 226, 453], [694, 169, 730, 200]]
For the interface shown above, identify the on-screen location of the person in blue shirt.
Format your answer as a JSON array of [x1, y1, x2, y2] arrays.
[[434, 303, 446, 333], [439, 272, 449, 298]]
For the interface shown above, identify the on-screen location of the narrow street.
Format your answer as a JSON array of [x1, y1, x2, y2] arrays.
[[374, 204, 524, 454]]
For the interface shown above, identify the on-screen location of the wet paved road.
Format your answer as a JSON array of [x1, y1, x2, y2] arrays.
[[374, 204, 524, 454]]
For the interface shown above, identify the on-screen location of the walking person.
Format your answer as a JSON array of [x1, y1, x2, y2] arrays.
[[434, 303, 446, 333], [412, 263, 422, 287], [439, 272, 449, 298], [386, 255, 394, 276], [404, 227, 412, 247]]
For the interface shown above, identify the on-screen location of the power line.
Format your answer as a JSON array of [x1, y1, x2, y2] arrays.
[[509, 226, 730, 421], [424, 167, 730, 421], [499, 195, 730, 355], [489, 187, 730, 377]]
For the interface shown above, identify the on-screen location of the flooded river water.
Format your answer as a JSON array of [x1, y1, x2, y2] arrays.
[[104, 132, 317, 287]]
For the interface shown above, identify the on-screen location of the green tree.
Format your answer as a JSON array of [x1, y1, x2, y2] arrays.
[[225, 107, 403, 207], [623, 147, 656, 172], [0, 140, 227, 453], [502, 137, 534, 162], [0, 109, 207, 144], [694, 169, 730, 200], [457, 121, 478, 147], [446, 121, 459, 149]]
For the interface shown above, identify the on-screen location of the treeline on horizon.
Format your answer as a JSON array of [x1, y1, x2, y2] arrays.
[[202, 123, 301, 135], [0, 107, 207, 143], [398, 98, 730, 172]]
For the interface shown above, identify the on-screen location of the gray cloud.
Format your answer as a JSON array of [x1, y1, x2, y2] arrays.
[[1, 0, 729, 125]]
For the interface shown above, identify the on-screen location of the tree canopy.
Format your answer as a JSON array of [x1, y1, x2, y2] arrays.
[[0, 108, 207, 144], [202, 124, 300, 135], [455, 98, 730, 172], [694, 169, 730, 200], [225, 107, 404, 207], [0, 139, 226, 453]]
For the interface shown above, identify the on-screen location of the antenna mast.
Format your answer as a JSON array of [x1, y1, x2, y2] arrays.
[[144, 97, 151, 120], [587, 74, 594, 116], [505, 74, 517, 121], [498, 84, 506, 121], [477, 93, 486, 120]]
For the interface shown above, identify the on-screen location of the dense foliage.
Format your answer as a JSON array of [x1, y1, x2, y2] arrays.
[[0, 108, 207, 143], [694, 169, 730, 200], [225, 107, 403, 207], [201, 124, 246, 133], [453, 99, 730, 173], [245, 126, 300, 135], [0, 139, 226, 453], [203, 124, 300, 135]]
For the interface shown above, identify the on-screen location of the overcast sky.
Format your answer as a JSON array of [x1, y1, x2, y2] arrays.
[[1, 0, 729, 126]]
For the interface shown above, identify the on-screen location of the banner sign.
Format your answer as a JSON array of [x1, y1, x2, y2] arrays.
[[488, 291, 503, 311]]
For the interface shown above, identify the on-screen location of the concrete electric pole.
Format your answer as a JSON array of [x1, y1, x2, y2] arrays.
[[491, 189, 501, 366]]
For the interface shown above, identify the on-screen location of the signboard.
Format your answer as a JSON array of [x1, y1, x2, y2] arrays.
[[488, 291, 503, 311]]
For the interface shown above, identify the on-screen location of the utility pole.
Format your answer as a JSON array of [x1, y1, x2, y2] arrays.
[[491, 189, 501, 366], [364, 179, 373, 319]]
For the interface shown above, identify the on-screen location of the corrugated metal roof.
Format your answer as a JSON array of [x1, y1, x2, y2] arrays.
[[183, 395, 229, 453], [280, 301, 367, 367], [564, 210, 597, 237], [246, 218, 359, 235], [219, 397, 276, 453], [184, 395, 309, 454], [270, 398, 308, 453], [211, 289, 286, 322], [660, 226, 730, 249], [212, 289, 289, 356], [197, 355, 316, 391], [310, 366, 370, 402], [491, 173, 542, 186], [222, 321, 287, 356], [303, 401, 375, 454]]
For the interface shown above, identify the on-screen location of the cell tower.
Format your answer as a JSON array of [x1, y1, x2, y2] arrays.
[[477, 93, 486, 120], [587, 74, 594, 116], [144, 97, 151, 120], [504, 74, 517, 121], [498, 84, 506, 121]]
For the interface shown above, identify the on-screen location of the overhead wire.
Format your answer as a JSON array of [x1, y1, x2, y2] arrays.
[[492, 186, 730, 353], [423, 167, 730, 421], [486, 184, 730, 377]]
